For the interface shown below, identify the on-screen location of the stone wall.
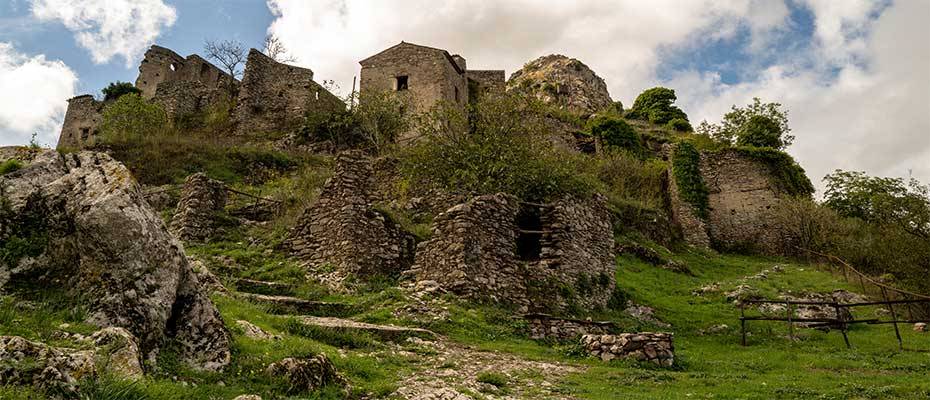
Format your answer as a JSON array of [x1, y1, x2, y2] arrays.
[[360, 42, 469, 142], [152, 80, 230, 123], [407, 193, 526, 305], [525, 314, 616, 342], [666, 145, 711, 249], [285, 151, 415, 278], [235, 49, 344, 136], [408, 193, 616, 313], [135, 45, 234, 100], [536, 195, 616, 309], [57, 95, 105, 150], [467, 70, 506, 102], [581, 333, 674, 366], [170, 173, 228, 242]]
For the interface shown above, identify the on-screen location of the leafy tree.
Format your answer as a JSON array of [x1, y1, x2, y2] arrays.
[[666, 118, 692, 132], [102, 81, 142, 102], [698, 97, 793, 149], [587, 116, 642, 155], [736, 115, 782, 148], [823, 170, 930, 240], [100, 94, 168, 142], [627, 87, 689, 125]]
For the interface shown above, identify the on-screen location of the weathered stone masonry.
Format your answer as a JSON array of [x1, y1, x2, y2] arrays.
[[58, 95, 105, 150], [582, 333, 674, 366], [170, 173, 228, 242], [135, 45, 234, 100], [285, 151, 415, 278], [235, 49, 344, 136], [525, 313, 617, 342]]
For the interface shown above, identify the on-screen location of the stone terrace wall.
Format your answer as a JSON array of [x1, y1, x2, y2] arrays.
[[58, 95, 105, 150], [285, 151, 415, 277], [170, 173, 228, 242], [701, 149, 782, 253], [135, 45, 234, 100], [407, 193, 527, 305], [536, 194, 616, 310], [235, 49, 344, 136], [581, 333, 674, 366], [526, 314, 616, 342]]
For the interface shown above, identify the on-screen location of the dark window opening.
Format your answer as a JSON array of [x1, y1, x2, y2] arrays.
[[454, 86, 460, 102], [79, 127, 90, 141], [200, 63, 209, 75], [516, 206, 543, 261], [395, 75, 408, 91]]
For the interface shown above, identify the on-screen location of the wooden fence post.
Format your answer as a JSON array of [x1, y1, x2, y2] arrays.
[[786, 300, 794, 340], [831, 297, 851, 349], [881, 287, 903, 350], [740, 303, 747, 346]]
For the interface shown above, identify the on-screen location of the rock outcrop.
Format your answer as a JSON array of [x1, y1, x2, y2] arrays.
[[507, 54, 612, 115], [0, 148, 230, 371], [265, 354, 346, 394], [170, 173, 228, 242]]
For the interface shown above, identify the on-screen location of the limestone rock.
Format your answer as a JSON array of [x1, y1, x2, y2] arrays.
[[90, 328, 144, 379], [0, 149, 230, 371], [265, 354, 346, 394], [0, 336, 95, 393], [170, 173, 228, 242], [914, 323, 926, 333], [232, 396, 262, 400], [235, 320, 281, 341], [507, 54, 612, 115]]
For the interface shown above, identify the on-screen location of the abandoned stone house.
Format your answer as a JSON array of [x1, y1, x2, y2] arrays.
[[135, 45, 235, 100], [359, 41, 505, 141], [407, 193, 616, 312], [58, 95, 106, 149], [668, 145, 790, 254]]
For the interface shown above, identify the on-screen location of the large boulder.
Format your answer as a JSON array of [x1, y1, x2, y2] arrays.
[[265, 354, 346, 394], [0, 148, 230, 371], [507, 54, 612, 115]]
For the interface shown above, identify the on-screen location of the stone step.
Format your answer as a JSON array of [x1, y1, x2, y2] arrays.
[[237, 293, 355, 317], [235, 278, 296, 296], [294, 316, 436, 342]]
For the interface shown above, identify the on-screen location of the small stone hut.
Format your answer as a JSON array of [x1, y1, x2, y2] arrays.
[[234, 49, 345, 136], [408, 193, 615, 312], [285, 151, 415, 278], [58, 95, 105, 150]]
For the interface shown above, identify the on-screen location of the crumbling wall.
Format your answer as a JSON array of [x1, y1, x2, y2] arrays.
[[235, 49, 344, 136], [170, 173, 228, 242], [536, 195, 616, 310], [525, 314, 616, 342], [57, 95, 105, 150], [581, 333, 674, 366], [152, 81, 230, 123], [407, 193, 526, 305], [285, 151, 415, 277], [467, 70, 506, 101], [702, 149, 782, 253], [135, 45, 234, 100]]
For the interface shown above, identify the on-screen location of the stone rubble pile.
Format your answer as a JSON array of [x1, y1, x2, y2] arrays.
[[525, 314, 616, 342], [581, 333, 675, 366]]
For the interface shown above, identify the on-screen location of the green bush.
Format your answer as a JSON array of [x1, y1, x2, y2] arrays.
[[101, 81, 142, 102], [666, 118, 693, 132], [628, 87, 689, 125], [595, 148, 667, 211], [0, 159, 23, 175], [736, 115, 782, 148], [588, 117, 642, 155], [476, 371, 508, 388], [731, 146, 814, 196], [697, 97, 793, 149], [100, 94, 168, 142], [671, 142, 709, 218]]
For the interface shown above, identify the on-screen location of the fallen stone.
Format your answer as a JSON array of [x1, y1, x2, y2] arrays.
[[915, 323, 927, 333], [265, 354, 346, 394], [235, 320, 281, 341], [581, 333, 674, 367], [0, 336, 95, 393], [232, 396, 262, 400], [295, 316, 436, 342]]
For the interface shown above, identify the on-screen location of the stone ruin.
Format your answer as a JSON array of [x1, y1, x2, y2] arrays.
[[58, 95, 106, 150], [668, 145, 793, 254], [235, 49, 345, 136], [169, 173, 228, 242], [285, 151, 416, 279], [581, 333, 674, 366], [525, 313, 617, 342], [407, 192, 616, 312], [135, 45, 235, 100]]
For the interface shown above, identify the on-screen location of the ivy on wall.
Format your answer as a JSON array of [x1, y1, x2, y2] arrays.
[[672, 142, 709, 219], [731, 146, 814, 197]]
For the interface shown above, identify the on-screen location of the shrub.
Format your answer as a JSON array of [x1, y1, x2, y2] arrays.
[[595, 148, 667, 211], [101, 81, 142, 102], [476, 371, 508, 388], [736, 115, 782, 148], [666, 118, 692, 132], [731, 146, 814, 197], [0, 159, 23, 175], [99, 94, 168, 143], [671, 142, 708, 218], [628, 87, 689, 125], [769, 197, 846, 255], [587, 116, 642, 155], [697, 97, 793, 149]]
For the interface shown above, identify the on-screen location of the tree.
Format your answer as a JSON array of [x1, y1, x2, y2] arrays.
[[203, 39, 247, 96], [698, 97, 793, 149], [627, 87, 689, 125], [587, 116, 642, 155], [736, 115, 782, 148], [102, 81, 142, 102], [823, 170, 930, 240], [262, 34, 297, 63], [100, 94, 168, 143]]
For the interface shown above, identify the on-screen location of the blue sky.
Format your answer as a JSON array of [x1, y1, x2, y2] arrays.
[[0, 0, 927, 191]]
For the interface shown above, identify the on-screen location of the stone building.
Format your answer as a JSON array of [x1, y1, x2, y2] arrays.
[[135, 45, 234, 100], [408, 193, 615, 312], [359, 41, 505, 141], [668, 146, 797, 254], [57, 95, 105, 150], [234, 49, 345, 136], [285, 151, 415, 278]]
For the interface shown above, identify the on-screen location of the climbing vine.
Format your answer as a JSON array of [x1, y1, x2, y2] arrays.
[[672, 142, 709, 219]]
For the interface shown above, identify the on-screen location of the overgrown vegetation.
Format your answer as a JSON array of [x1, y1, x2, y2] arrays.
[[0, 159, 23, 175], [100, 94, 169, 143], [587, 116, 643, 155], [626, 87, 689, 125], [671, 142, 708, 218], [697, 97, 794, 150], [730, 145, 814, 196], [101, 81, 142, 102]]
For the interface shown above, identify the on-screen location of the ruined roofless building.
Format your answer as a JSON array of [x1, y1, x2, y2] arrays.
[[359, 41, 505, 141], [135, 45, 235, 100]]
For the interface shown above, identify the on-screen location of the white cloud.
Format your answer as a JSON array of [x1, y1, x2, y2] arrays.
[[0, 43, 77, 147], [30, 0, 176, 67], [265, 0, 929, 190]]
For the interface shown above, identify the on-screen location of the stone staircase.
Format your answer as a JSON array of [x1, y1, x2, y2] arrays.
[[232, 278, 436, 343]]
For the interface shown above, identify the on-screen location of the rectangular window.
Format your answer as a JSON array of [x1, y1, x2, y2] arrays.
[[454, 86, 460, 102], [395, 75, 408, 91]]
